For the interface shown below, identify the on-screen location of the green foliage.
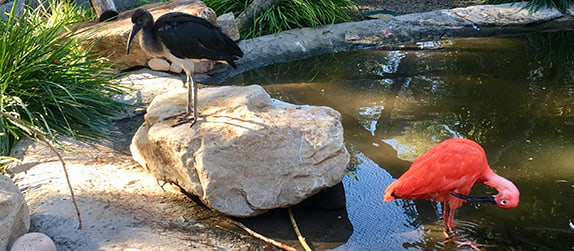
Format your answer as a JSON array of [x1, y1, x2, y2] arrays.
[[45, 0, 96, 24], [483, 0, 574, 13], [0, 1, 129, 157], [204, 0, 358, 38], [203, 0, 249, 16]]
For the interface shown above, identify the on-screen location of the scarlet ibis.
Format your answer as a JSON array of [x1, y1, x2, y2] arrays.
[[384, 138, 519, 246], [127, 8, 243, 126]]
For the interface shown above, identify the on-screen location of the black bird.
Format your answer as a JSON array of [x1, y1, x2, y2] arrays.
[[127, 8, 243, 126]]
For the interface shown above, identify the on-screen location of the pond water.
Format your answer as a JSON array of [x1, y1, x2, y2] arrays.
[[231, 31, 574, 250]]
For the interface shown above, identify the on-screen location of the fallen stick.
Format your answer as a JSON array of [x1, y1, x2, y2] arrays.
[[229, 219, 298, 251], [0, 111, 82, 229], [288, 208, 312, 251]]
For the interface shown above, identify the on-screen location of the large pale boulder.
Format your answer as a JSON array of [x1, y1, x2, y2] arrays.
[[130, 85, 349, 217], [0, 174, 30, 251]]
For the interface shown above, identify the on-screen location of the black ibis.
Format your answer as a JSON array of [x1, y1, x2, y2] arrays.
[[127, 8, 243, 126]]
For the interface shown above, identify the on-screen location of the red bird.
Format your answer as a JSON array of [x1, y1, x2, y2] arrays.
[[384, 138, 520, 234]]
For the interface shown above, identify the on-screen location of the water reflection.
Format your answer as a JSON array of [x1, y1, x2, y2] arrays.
[[234, 183, 353, 250], [233, 31, 574, 250]]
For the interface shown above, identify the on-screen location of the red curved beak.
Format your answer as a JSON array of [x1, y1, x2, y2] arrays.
[[450, 192, 496, 204]]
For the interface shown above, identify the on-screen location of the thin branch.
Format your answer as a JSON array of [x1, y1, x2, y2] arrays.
[[0, 111, 83, 229], [229, 219, 297, 251], [288, 208, 312, 251]]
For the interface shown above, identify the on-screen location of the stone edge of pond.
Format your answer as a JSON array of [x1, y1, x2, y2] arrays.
[[196, 3, 574, 85]]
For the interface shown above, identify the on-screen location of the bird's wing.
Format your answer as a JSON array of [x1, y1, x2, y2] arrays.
[[155, 13, 242, 65], [384, 139, 488, 201]]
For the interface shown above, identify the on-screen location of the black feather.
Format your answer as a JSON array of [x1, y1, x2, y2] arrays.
[[154, 12, 243, 68]]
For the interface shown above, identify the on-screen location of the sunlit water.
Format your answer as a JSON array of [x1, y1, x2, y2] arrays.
[[229, 31, 574, 250]]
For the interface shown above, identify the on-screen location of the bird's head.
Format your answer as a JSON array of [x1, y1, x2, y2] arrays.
[[493, 187, 520, 209], [127, 9, 154, 54], [451, 188, 519, 209], [451, 168, 520, 209]]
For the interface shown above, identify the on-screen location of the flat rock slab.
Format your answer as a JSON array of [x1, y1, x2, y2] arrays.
[[452, 3, 563, 26], [131, 85, 350, 217]]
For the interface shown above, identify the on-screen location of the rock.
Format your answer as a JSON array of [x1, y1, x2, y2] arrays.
[[130, 85, 350, 217], [72, 0, 227, 70], [169, 61, 183, 73], [146, 56, 215, 74], [10, 232, 56, 251], [147, 57, 171, 72], [112, 69, 189, 119], [191, 59, 216, 73], [217, 12, 240, 41], [452, 3, 563, 26], [197, 4, 217, 23], [0, 174, 30, 251], [0, 0, 22, 20]]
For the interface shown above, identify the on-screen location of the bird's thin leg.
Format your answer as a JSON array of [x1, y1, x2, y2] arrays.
[[169, 72, 204, 127], [442, 202, 455, 234], [187, 72, 194, 115], [191, 73, 198, 121], [170, 72, 197, 127], [164, 72, 196, 127], [441, 202, 494, 250], [443, 234, 495, 251]]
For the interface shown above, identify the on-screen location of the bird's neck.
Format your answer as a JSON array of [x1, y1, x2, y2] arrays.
[[140, 26, 164, 57], [482, 169, 518, 195]]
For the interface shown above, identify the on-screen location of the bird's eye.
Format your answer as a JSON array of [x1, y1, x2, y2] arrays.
[[501, 200, 507, 205]]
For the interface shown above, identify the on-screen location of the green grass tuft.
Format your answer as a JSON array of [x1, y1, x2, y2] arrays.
[[204, 0, 358, 38], [0, 1, 129, 158]]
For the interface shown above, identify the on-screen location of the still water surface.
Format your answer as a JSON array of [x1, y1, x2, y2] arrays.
[[233, 31, 574, 250]]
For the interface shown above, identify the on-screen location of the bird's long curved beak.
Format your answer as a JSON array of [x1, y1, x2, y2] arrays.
[[450, 192, 496, 204], [126, 24, 142, 55]]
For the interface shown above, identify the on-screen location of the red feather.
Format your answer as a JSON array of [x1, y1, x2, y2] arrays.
[[383, 138, 519, 233]]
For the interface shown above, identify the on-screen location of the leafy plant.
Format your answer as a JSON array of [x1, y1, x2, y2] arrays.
[[483, 0, 574, 13], [44, 0, 96, 24], [0, 1, 129, 158], [204, 0, 358, 38], [204, 0, 250, 15], [203, 0, 254, 31]]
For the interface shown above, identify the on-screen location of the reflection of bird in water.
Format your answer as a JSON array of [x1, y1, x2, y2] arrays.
[[384, 137, 520, 250], [127, 8, 243, 127]]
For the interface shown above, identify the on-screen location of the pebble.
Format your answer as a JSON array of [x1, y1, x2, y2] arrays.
[[10, 232, 56, 251]]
